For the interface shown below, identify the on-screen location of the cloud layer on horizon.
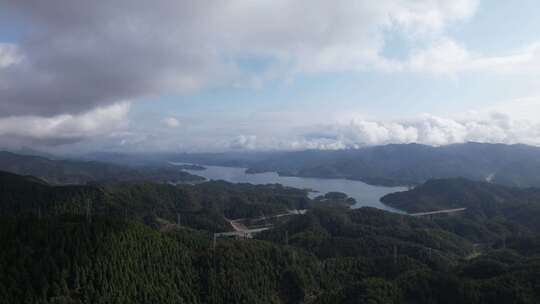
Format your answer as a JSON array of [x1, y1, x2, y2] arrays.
[[284, 112, 540, 150], [2, 1, 540, 152], [0, 102, 130, 146], [107, 108, 540, 153], [3, 103, 540, 152]]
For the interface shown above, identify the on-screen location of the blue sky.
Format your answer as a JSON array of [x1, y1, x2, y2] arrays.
[[132, 0, 540, 121], [1, 0, 540, 152]]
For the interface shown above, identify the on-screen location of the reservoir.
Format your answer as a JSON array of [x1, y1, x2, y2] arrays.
[[177, 164, 407, 212]]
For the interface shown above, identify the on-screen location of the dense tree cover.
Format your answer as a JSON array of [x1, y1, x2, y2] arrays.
[[4, 214, 540, 303], [184, 181, 310, 219], [173, 164, 206, 171], [258, 207, 472, 270], [381, 178, 540, 215], [0, 171, 312, 232], [381, 178, 540, 242], [0, 151, 203, 185], [257, 205, 540, 303], [3, 171, 540, 303], [312, 192, 356, 207], [0, 216, 323, 304]]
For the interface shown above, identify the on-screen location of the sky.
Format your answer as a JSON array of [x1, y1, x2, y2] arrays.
[[1, 0, 540, 153]]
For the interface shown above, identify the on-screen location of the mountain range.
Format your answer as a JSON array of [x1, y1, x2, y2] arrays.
[[0, 151, 203, 185], [172, 142, 540, 188]]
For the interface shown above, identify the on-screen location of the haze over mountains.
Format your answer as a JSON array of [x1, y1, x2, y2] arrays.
[[4, 142, 540, 189], [0, 151, 202, 185], [172, 142, 540, 188]]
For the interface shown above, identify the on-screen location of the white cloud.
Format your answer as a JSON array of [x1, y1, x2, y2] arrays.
[[289, 112, 540, 149], [401, 38, 540, 75], [407, 38, 469, 74], [469, 42, 540, 74], [229, 135, 257, 150], [162, 117, 180, 128], [0, 0, 480, 117], [0, 43, 21, 68], [0, 102, 130, 143], [85, 97, 540, 152], [9, 1, 540, 152], [388, 0, 479, 33]]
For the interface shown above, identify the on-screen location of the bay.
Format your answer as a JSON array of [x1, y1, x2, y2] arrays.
[[177, 163, 407, 212]]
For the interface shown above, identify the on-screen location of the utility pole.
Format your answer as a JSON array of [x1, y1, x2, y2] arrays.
[[393, 245, 398, 266], [261, 211, 268, 226], [86, 199, 92, 224], [211, 232, 217, 304], [285, 230, 289, 246], [177, 213, 181, 225]]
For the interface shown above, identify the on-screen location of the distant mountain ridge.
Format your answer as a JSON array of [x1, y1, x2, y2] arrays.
[[0, 151, 203, 185], [172, 142, 540, 188]]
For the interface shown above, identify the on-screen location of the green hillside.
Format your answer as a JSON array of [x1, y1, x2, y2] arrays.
[[2, 171, 540, 303], [0, 151, 203, 185]]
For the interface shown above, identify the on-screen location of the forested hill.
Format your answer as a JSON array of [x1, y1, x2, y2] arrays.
[[0, 151, 203, 185], [382, 178, 540, 235], [0, 170, 315, 231], [3, 171, 540, 303], [173, 142, 540, 188], [382, 178, 540, 212]]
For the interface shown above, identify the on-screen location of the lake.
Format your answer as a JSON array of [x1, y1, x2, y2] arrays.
[[177, 164, 407, 212]]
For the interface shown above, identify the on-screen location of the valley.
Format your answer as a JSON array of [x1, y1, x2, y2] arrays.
[[2, 147, 540, 303]]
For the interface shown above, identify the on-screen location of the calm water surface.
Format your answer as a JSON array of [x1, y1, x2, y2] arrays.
[[177, 164, 407, 212]]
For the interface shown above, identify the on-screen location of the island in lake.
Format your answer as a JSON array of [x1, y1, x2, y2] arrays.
[[175, 164, 207, 171]]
